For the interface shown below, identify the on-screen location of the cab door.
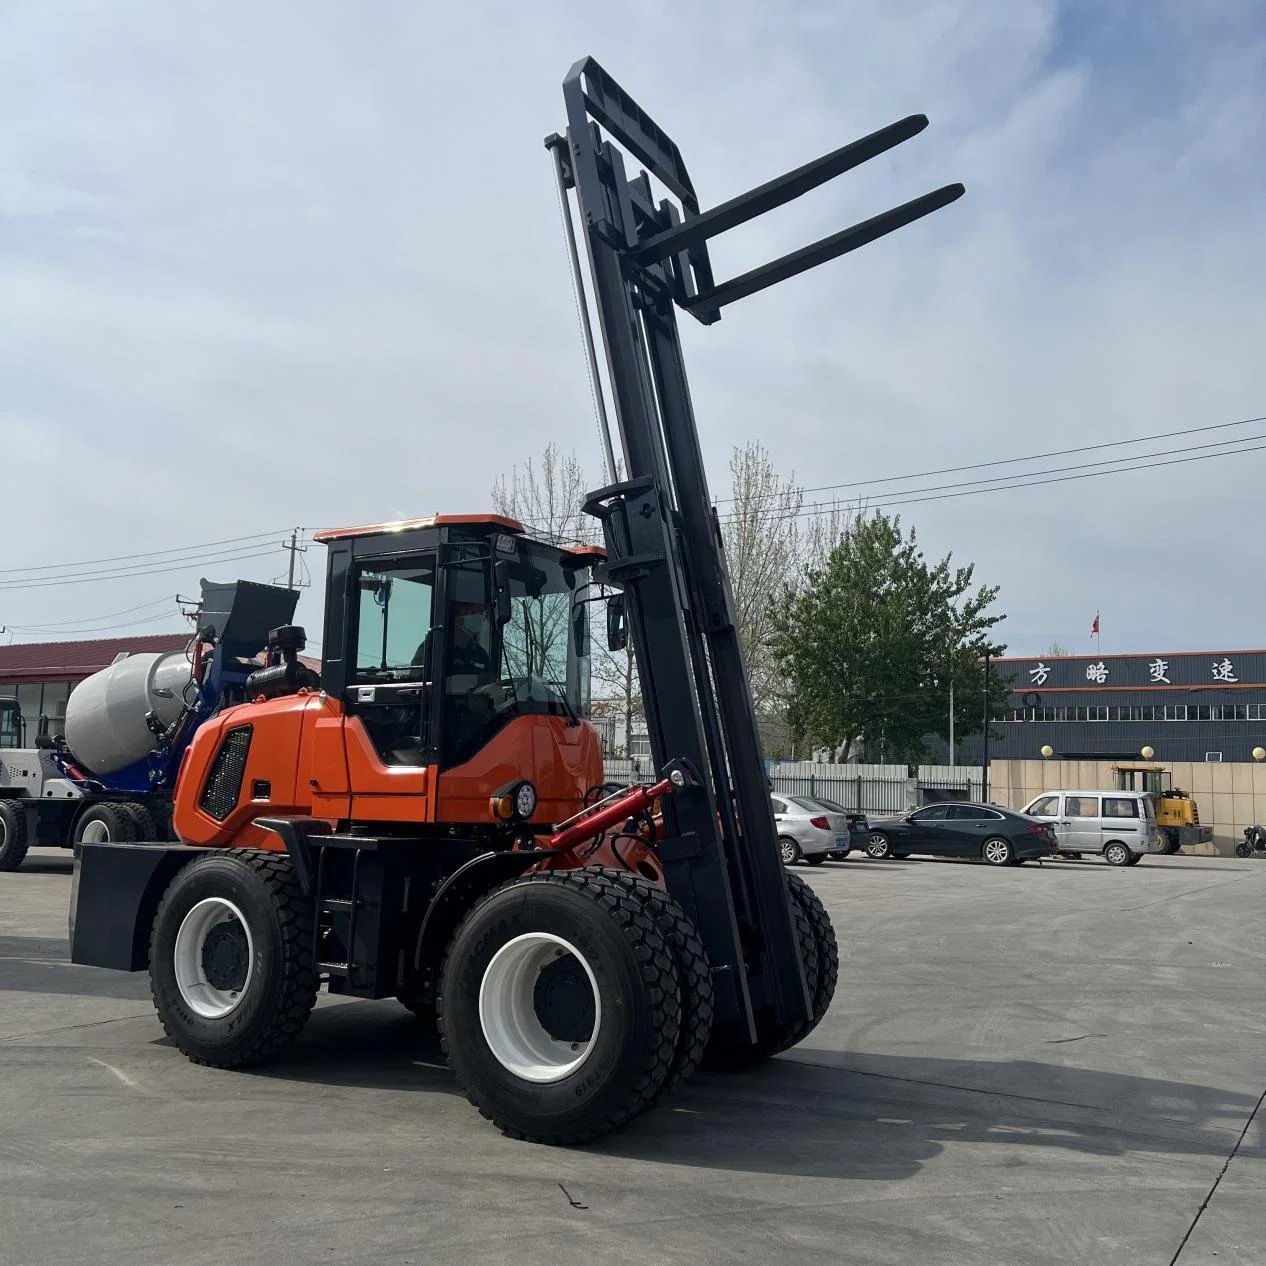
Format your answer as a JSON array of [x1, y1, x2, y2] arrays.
[[340, 556, 438, 823]]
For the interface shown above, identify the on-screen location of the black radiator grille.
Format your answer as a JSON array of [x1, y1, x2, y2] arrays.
[[199, 726, 252, 821]]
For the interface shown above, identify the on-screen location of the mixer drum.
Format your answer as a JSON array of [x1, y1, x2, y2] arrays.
[[63, 650, 191, 775]]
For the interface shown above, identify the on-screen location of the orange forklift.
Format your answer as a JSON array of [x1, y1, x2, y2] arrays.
[[69, 57, 960, 1143]]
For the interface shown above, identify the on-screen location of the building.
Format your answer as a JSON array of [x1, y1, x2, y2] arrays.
[[945, 650, 1266, 765], [0, 634, 192, 742]]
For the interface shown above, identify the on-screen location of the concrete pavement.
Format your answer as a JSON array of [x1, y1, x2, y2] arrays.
[[1, 847, 1262, 1265]]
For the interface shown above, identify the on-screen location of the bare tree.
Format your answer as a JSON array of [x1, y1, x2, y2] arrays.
[[720, 443, 812, 712], [1042, 641, 1070, 658], [492, 443, 641, 755]]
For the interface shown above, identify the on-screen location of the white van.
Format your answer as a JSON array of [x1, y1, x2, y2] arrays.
[[1021, 790, 1162, 867]]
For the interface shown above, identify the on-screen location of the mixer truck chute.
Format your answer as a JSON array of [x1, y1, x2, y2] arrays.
[[0, 579, 299, 872]]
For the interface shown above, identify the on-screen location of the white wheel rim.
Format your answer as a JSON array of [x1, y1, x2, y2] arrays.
[[1108, 845, 1126, 864], [985, 841, 1008, 863], [478, 933, 601, 1084], [81, 819, 111, 844], [173, 897, 255, 1019], [780, 841, 795, 862], [868, 837, 886, 857]]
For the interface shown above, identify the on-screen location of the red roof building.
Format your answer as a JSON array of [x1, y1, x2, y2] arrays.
[[0, 633, 192, 741]]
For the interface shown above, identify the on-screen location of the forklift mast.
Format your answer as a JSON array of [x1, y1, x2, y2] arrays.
[[548, 59, 963, 1046]]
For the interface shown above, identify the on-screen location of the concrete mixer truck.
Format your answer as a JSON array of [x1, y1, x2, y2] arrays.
[[0, 579, 300, 872]]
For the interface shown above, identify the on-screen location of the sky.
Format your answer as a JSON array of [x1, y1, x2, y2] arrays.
[[1, 0, 1263, 660]]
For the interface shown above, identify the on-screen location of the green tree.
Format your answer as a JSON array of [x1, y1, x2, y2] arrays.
[[771, 512, 1008, 762]]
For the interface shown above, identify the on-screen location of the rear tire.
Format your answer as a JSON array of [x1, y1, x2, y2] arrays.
[[778, 837, 801, 866], [149, 850, 317, 1068], [72, 802, 137, 856], [1104, 841, 1131, 867], [119, 801, 158, 842], [0, 801, 30, 872], [439, 869, 682, 1145], [804, 854, 825, 866], [1125, 850, 1143, 866]]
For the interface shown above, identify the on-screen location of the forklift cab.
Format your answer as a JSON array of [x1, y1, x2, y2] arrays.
[[0, 699, 23, 750], [316, 515, 596, 773]]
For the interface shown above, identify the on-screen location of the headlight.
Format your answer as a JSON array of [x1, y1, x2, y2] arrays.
[[514, 780, 537, 820], [489, 780, 537, 824]]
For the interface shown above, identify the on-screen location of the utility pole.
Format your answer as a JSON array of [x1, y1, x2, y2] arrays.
[[282, 529, 306, 591], [981, 652, 991, 803]]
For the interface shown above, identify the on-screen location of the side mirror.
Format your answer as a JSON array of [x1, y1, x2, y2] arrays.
[[493, 561, 512, 626], [606, 593, 628, 652]]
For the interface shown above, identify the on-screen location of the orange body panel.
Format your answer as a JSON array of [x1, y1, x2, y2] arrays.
[[434, 715, 603, 828], [173, 689, 604, 847], [173, 691, 334, 848]]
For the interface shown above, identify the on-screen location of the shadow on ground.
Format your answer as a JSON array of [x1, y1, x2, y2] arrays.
[[227, 999, 1261, 1183], [0, 934, 151, 1000]]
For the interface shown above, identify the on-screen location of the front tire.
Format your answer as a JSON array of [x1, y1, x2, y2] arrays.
[[149, 850, 317, 1068], [1104, 841, 1131, 867], [982, 837, 1014, 866], [703, 870, 838, 1070], [866, 833, 892, 859], [439, 869, 682, 1145], [0, 801, 30, 872]]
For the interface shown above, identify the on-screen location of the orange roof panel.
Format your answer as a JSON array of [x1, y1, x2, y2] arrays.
[[313, 514, 525, 543]]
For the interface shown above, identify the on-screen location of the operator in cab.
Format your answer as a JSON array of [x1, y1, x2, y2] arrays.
[[411, 598, 493, 676]]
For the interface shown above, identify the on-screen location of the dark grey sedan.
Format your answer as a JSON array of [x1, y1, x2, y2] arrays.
[[865, 802, 1057, 865]]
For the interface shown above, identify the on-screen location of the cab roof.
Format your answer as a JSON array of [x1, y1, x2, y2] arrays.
[[313, 514, 525, 543]]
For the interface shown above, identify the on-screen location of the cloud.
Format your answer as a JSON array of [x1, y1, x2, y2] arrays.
[[0, 0, 1262, 657]]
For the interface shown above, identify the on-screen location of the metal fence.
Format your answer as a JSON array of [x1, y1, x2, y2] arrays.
[[600, 757, 986, 815]]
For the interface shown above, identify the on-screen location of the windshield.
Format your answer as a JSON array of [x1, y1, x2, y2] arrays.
[[0, 700, 21, 749], [444, 540, 591, 764]]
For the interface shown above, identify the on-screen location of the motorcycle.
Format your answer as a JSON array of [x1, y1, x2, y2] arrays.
[[1235, 824, 1266, 858]]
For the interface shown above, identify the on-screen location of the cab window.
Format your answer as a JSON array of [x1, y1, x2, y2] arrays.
[[1028, 795, 1058, 817], [1103, 796, 1139, 818], [353, 563, 436, 682]]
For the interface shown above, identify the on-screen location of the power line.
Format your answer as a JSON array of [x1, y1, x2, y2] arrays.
[[711, 412, 1266, 504], [0, 529, 292, 576], [761, 434, 1266, 525], [773, 430, 1266, 519], [0, 545, 281, 591], [3, 596, 177, 631]]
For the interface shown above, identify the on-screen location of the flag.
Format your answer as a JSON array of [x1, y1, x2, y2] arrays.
[[1090, 612, 1100, 635]]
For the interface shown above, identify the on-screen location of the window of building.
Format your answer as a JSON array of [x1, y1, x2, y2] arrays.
[[1103, 796, 1139, 818], [628, 734, 652, 757], [1163, 705, 1187, 721]]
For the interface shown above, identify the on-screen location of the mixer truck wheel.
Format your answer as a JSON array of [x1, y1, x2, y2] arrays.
[[702, 870, 837, 1070], [149, 849, 318, 1069], [119, 802, 158, 842], [0, 801, 31, 872], [71, 803, 137, 856], [438, 868, 682, 1144]]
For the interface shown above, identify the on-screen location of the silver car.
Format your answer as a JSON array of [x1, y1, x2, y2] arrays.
[[772, 794, 854, 865]]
